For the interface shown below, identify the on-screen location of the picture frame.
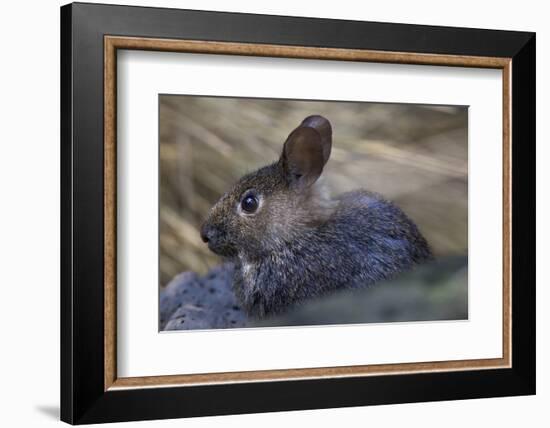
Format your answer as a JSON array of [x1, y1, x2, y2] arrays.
[[60, 2, 535, 424]]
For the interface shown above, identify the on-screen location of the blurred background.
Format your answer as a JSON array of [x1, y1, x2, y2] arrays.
[[159, 95, 468, 289]]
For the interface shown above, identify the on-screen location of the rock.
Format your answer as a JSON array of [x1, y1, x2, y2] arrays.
[[159, 271, 199, 328], [160, 263, 248, 330]]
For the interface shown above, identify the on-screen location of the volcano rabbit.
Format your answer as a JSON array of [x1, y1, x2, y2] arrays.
[[200, 115, 432, 318]]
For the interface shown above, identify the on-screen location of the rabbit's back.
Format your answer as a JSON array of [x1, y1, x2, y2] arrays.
[[330, 190, 432, 273]]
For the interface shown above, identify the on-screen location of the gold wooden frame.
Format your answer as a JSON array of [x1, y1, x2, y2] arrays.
[[104, 35, 512, 391]]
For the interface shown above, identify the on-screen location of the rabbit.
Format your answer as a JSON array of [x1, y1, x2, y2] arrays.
[[200, 115, 433, 318]]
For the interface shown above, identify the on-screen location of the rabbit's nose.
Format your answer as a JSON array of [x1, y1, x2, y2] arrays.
[[200, 223, 214, 243]]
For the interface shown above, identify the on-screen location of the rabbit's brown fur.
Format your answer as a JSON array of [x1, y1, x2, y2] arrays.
[[200, 115, 432, 318]]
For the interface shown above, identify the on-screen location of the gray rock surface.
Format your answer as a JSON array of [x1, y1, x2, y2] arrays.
[[160, 263, 248, 330]]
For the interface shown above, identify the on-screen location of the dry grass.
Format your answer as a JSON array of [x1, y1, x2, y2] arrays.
[[160, 96, 467, 286]]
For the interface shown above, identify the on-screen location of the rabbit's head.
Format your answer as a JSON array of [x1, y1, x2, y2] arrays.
[[200, 115, 334, 258]]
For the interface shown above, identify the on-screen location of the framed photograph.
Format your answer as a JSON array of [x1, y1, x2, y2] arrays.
[[60, 2, 535, 424]]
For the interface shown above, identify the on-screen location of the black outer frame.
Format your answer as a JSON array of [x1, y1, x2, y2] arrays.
[[60, 2, 535, 424]]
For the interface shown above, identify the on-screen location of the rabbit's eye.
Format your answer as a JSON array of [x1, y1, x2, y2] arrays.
[[241, 195, 259, 213]]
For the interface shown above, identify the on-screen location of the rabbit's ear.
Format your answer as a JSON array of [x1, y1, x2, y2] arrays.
[[300, 115, 332, 164], [281, 115, 332, 189]]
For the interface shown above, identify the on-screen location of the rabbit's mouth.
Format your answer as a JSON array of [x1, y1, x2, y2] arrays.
[[200, 222, 237, 256], [206, 240, 237, 257]]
